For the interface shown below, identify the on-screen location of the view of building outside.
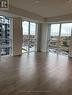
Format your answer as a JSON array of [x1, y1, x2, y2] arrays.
[[49, 24, 60, 52], [0, 16, 11, 56], [48, 23, 72, 54], [22, 21, 37, 53], [22, 21, 29, 53], [59, 23, 72, 54]]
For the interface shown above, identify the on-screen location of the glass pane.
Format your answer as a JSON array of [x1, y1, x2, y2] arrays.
[[51, 24, 60, 36], [22, 21, 37, 53], [30, 23, 36, 35], [22, 21, 29, 35], [29, 22, 36, 52], [59, 23, 72, 54], [0, 16, 11, 56], [48, 24, 60, 52], [61, 23, 72, 36], [22, 21, 29, 53]]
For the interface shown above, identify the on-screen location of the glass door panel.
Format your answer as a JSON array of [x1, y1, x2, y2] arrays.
[[22, 21, 37, 53], [22, 21, 29, 53], [48, 24, 60, 53], [29, 22, 37, 52], [59, 23, 72, 54]]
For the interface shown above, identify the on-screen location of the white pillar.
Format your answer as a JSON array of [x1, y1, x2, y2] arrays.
[[12, 17, 22, 56], [41, 23, 48, 52]]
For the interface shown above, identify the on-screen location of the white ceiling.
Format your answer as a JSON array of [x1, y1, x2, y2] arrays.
[[10, 0, 72, 17]]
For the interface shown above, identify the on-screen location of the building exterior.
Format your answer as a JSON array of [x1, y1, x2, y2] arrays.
[[0, 16, 11, 55]]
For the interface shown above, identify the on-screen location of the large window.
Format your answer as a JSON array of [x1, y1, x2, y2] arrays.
[[48, 23, 72, 54], [22, 21, 37, 53], [0, 16, 11, 56], [59, 23, 72, 54], [22, 21, 29, 52], [48, 24, 60, 52], [51, 24, 60, 36]]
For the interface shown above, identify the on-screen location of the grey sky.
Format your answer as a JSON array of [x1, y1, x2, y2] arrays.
[[22, 21, 36, 35], [22, 22, 72, 36], [51, 23, 72, 36]]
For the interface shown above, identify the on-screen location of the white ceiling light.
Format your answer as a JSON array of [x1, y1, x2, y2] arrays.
[[35, 0, 40, 4]]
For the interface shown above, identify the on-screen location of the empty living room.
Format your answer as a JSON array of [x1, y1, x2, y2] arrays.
[[0, 0, 72, 95]]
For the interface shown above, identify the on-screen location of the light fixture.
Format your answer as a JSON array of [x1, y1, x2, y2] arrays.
[[35, 0, 40, 4]]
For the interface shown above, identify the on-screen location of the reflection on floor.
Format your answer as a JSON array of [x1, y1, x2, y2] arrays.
[[22, 46, 36, 53], [0, 52, 72, 95], [48, 49, 69, 55]]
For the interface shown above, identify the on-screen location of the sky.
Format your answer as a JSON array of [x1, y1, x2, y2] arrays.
[[22, 21, 72, 36], [51, 23, 72, 36], [22, 21, 36, 35]]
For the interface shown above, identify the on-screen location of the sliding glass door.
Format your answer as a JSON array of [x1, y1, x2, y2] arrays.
[[48, 23, 72, 55], [22, 21, 37, 53], [29, 22, 37, 52], [59, 23, 72, 54], [22, 21, 29, 53], [48, 24, 60, 52]]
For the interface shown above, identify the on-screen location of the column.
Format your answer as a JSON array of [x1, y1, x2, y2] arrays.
[[12, 17, 22, 56], [41, 23, 48, 52], [36, 23, 42, 52]]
